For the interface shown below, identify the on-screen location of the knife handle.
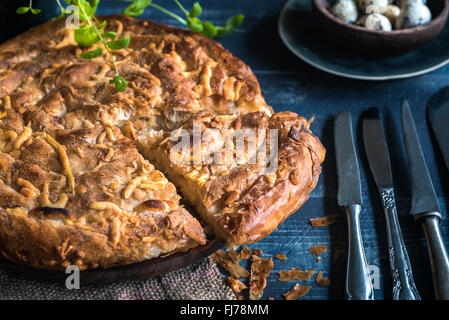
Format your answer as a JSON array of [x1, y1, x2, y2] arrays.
[[380, 188, 421, 300], [421, 216, 449, 300], [344, 204, 374, 300]]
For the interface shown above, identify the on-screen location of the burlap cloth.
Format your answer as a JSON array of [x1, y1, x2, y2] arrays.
[[0, 257, 235, 300]]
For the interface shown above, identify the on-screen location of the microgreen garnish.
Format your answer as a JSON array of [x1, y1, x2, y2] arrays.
[[123, 0, 152, 17], [122, 0, 244, 38], [69, 0, 130, 91], [105, 35, 130, 50], [16, 0, 244, 92], [78, 46, 102, 59], [54, 0, 69, 20], [17, 0, 41, 15], [109, 76, 128, 92], [20, 0, 131, 92]]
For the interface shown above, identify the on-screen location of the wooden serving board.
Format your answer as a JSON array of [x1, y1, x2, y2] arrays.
[[0, 240, 222, 284]]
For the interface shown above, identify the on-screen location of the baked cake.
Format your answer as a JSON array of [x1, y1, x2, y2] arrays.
[[0, 15, 325, 270]]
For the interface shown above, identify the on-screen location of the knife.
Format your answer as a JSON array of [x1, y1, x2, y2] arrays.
[[335, 111, 374, 300], [362, 108, 420, 300], [427, 85, 449, 171], [402, 100, 449, 300]]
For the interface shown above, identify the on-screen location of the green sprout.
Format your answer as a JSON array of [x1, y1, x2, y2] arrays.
[[123, 0, 244, 38], [17, 0, 42, 15], [16, 0, 244, 92]]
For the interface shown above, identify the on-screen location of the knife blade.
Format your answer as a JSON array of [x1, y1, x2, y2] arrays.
[[362, 109, 393, 189], [362, 108, 420, 300], [335, 111, 373, 300], [335, 111, 362, 207], [427, 85, 449, 171], [402, 100, 449, 300], [402, 100, 441, 219]]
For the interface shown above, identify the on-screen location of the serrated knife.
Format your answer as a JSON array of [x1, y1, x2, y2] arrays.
[[335, 111, 374, 300], [402, 100, 449, 300], [362, 108, 420, 300]]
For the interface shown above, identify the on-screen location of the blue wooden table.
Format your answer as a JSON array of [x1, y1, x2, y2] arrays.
[[6, 0, 449, 300]]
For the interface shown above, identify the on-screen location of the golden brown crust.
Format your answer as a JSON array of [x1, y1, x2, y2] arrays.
[[0, 15, 324, 270], [0, 206, 203, 270], [223, 113, 325, 246], [0, 126, 206, 270], [148, 111, 325, 248]]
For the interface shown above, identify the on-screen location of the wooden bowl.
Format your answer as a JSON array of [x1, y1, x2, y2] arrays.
[[312, 0, 449, 53]]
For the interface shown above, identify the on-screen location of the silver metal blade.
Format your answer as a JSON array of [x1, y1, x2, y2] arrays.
[[401, 100, 441, 216], [427, 86, 449, 172], [362, 108, 394, 189], [335, 111, 362, 206]]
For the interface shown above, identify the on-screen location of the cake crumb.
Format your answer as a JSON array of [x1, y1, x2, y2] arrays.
[[283, 283, 312, 300], [278, 268, 316, 281], [315, 271, 331, 287], [309, 214, 341, 227], [249, 255, 273, 300], [274, 253, 287, 261], [309, 245, 328, 256], [227, 246, 252, 263], [225, 276, 248, 294], [211, 249, 250, 278]]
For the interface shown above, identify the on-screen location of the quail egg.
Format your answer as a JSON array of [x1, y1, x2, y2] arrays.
[[396, 0, 426, 8], [330, 0, 358, 23], [395, 3, 431, 28], [365, 4, 385, 14], [357, 0, 388, 13], [384, 4, 401, 24], [364, 13, 393, 30]]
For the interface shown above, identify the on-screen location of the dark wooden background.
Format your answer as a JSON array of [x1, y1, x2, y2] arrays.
[[4, 0, 449, 300]]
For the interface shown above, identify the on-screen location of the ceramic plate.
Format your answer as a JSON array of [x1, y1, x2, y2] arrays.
[[278, 0, 449, 80]]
